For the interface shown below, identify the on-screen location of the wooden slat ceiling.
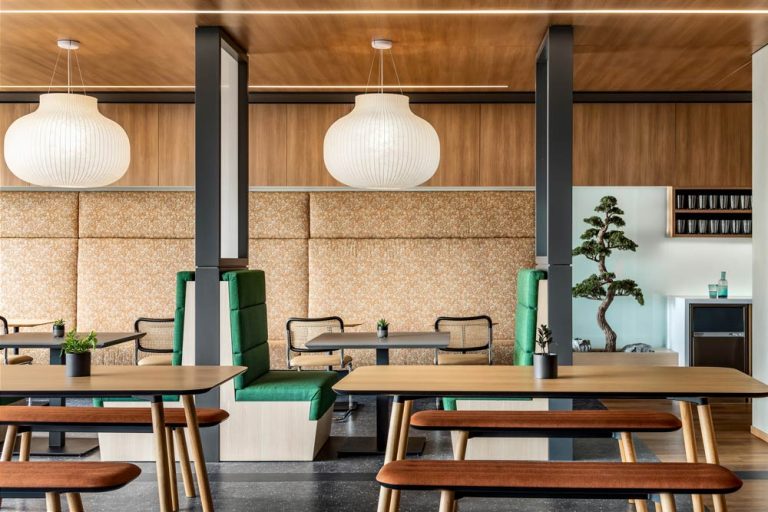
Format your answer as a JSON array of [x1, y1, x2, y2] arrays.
[[1, 1, 767, 92]]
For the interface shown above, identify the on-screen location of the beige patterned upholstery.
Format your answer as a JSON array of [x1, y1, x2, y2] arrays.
[[249, 193, 309, 238], [79, 192, 194, 239], [0, 192, 78, 238]]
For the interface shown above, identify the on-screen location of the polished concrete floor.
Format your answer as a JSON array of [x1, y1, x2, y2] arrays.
[[3, 398, 696, 512]]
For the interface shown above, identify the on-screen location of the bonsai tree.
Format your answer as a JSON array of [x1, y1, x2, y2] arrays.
[[60, 330, 98, 357], [536, 324, 553, 354], [572, 196, 644, 352]]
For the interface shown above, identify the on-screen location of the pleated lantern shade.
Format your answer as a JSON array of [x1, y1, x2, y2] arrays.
[[3, 93, 130, 188], [323, 93, 440, 189]]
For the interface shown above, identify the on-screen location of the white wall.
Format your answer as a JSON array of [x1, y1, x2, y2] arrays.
[[573, 187, 752, 349], [752, 46, 768, 433]]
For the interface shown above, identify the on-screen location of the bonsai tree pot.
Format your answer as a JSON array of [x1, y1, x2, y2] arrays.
[[52, 325, 65, 338], [377, 327, 389, 338], [66, 352, 91, 377], [534, 353, 558, 379]]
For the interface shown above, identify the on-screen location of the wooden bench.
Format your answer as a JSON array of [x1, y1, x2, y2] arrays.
[[377, 460, 742, 512], [0, 406, 228, 511], [409, 409, 682, 512], [0, 461, 140, 512]]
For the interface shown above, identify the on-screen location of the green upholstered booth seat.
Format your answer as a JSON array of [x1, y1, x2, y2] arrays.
[[235, 370, 338, 421], [514, 269, 547, 366]]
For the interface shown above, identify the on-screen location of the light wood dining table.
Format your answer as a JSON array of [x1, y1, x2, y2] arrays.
[[333, 364, 768, 512], [0, 364, 246, 512]]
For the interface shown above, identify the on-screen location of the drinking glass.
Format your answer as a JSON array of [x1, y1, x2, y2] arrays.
[[708, 219, 719, 234], [731, 219, 742, 234], [698, 219, 708, 234], [743, 220, 752, 234], [730, 195, 740, 209], [698, 195, 709, 209], [676, 195, 685, 209], [688, 195, 698, 209], [719, 195, 729, 209], [708, 284, 718, 299], [720, 219, 730, 234], [688, 219, 698, 234], [740, 195, 751, 210], [676, 220, 686, 234], [708, 194, 718, 209]]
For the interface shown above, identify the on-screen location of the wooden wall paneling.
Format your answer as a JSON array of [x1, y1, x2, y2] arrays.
[[158, 104, 194, 186], [100, 104, 159, 187], [249, 104, 287, 186], [574, 104, 675, 186], [286, 104, 351, 187], [675, 103, 752, 187], [478, 104, 535, 186], [0, 104, 33, 187], [411, 104, 480, 186]]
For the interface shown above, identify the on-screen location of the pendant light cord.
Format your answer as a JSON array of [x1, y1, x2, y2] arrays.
[[73, 50, 87, 95], [388, 50, 404, 95], [47, 49, 62, 93], [364, 49, 376, 94]]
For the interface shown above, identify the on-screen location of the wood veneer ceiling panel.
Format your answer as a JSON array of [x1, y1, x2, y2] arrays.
[[2, 1, 768, 91]]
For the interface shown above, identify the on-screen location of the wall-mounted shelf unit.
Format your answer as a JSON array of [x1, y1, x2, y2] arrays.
[[667, 187, 752, 238]]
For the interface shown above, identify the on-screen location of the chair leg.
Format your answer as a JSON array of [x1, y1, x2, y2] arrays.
[[1, 426, 18, 461], [377, 399, 404, 512], [454, 431, 469, 461], [45, 492, 61, 512], [678, 401, 705, 512], [174, 428, 196, 498], [18, 431, 31, 461], [620, 432, 648, 512], [389, 400, 414, 512], [66, 493, 84, 512], [660, 494, 677, 512], [165, 427, 178, 511], [438, 491, 455, 512]]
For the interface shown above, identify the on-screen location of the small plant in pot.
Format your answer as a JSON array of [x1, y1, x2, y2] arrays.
[[534, 324, 558, 379], [376, 319, 389, 339], [52, 319, 65, 338], [61, 330, 98, 377]]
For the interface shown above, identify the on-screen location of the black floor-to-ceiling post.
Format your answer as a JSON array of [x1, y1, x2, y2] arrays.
[[536, 26, 574, 461], [195, 26, 249, 461]]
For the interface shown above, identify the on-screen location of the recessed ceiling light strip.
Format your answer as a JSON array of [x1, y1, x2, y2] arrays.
[[0, 84, 510, 90], [3, 9, 768, 15]]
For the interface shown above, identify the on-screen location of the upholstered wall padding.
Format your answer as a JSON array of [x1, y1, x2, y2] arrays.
[[248, 239, 308, 341], [310, 191, 535, 239], [76, 238, 194, 365], [249, 193, 309, 239], [0, 192, 78, 238], [79, 192, 195, 239]]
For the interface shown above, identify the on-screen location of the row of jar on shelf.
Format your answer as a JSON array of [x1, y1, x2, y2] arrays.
[[676, 193, 751, 210], [676, 218, 752, 235]]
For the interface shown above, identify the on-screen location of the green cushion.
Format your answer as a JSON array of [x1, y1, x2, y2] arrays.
[[173, 271, 196, 366], [235, 370, 338, 421], [514, 269, 547, 366], [442, 396, 531, 411], [92, 396, 179, 407]]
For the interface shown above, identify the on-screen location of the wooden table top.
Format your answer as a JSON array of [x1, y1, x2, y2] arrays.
[[306, 332, 450, 350], [0, 332, 145, 349], [0, 365, 246, 397], [333, 365, 768, 399]]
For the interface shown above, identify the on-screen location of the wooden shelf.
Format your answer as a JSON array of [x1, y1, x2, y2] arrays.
[[668, 186, 752, 239]]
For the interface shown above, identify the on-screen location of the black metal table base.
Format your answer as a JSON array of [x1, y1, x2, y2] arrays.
[[335, 436, 425, 457], [20, 437, 100, 457]]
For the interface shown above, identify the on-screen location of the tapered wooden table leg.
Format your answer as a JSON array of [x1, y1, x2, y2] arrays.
[[45, 492, 61, 512], [182, 394, 214, 512], [151, 398, 172, 512], [439, 491, 456, 512], [1, 425, 17, 461], [166, 426, 179, 511], [175, 428, 197, 498], [679, 401, 704, 512], [18, 431, 31, 461], [660, 493, 677, 512], [66, 493, 84, 512], [697, 403, 727, 512], [377, 398, 404, 512], [620, 432, 648, 512], [389, 399, 413, 512]]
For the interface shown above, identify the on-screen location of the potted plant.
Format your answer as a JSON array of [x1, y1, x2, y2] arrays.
[[52, 319, 65, 338], [534, 324, 557, 379], [61, 330, 98, 377], [376, 319, 389, 339]]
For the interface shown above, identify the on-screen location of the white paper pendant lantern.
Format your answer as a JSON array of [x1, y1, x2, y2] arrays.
[[3, 39, 130, 188], [324, 93, 440, 189], [323, 39, 440, 190]]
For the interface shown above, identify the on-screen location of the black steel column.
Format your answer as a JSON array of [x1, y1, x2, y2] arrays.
[[195, 26, 249, 461], [536, 25, 574, 461]]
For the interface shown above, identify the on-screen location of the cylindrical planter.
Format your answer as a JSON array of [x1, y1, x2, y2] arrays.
[[534, 353, 558, 379], [52, 325, 65, 338], [65, 352, 91, 377], [377, 327, 388, 339]]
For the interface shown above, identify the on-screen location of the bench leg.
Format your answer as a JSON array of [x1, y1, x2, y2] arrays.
[[697, 403, 727, 512], [659, 494, 676, 512], [150, 399, 173, 512], [377, 398, 404, 512], [620, 432, 648, 512], [45, 492, 61, 512], [1, 426, 17, 461], [438, 491, 455, 512], [165, 427, 179, 512], [66, 493, 84, 512], [389, 399, 413, 512], [18, 431, 31, 461], [182, 394, 214, 512], [678, 401, 705, 512], [175, 428, 197, 498]]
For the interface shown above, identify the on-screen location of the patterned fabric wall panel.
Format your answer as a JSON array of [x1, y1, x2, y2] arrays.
[[308, 238, 535, 342], [79, 192, 195, 239], [0, 192, 78, 238], [77, 238, 194, 365], [310, 191, 535, 239], [249, 192, 309, 239], [248, 239, 308, 341]]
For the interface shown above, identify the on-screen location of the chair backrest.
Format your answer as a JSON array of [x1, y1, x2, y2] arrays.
[[134, 317, 175, 356], [222, 270, 269, 391], [286, 317, 344, 351], [0, 315, 7, 335], [514, 269, 547, 366], [434, 316, 492, 351]]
